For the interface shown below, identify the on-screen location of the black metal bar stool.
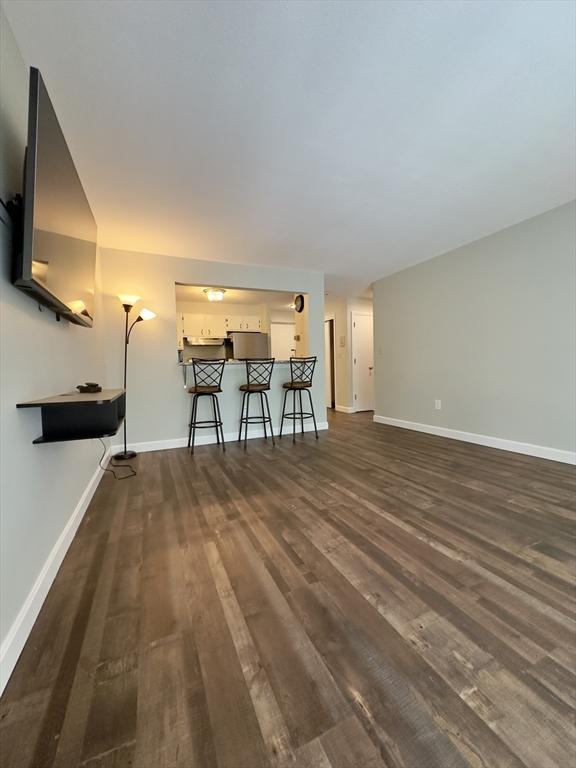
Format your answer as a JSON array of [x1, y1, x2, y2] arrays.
[[187, 358, 226, 454], [279, 356, 319, 442], [238, 358, 275, 449]]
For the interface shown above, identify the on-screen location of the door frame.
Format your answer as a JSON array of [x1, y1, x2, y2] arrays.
[[351, 311, 374, 412], [324, 318, 335, 409]]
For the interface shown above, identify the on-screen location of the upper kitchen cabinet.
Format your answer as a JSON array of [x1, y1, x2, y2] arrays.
[[225, 314, 261, 331], [182, 313, 203, 337], [206, 315, 227, 336], [182, 313, 228, 338], [243, 315, 261, 331]]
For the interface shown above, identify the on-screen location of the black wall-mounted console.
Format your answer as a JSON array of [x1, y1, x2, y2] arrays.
[[16, 389, 125, 444]]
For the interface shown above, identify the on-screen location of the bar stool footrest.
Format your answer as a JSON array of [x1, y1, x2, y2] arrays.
[[240, 415, 274, 424]]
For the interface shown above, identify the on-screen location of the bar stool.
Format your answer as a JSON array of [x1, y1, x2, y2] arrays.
[[238, 358, 275, 449], [279, 356, 319, 442], [187, 358, 226, 454]]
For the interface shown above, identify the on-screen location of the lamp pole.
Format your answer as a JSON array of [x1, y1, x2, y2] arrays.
[[114, 302, 140, 460], [113, 297, 156, 461]]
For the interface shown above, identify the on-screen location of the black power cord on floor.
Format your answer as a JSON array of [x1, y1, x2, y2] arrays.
[[97, 437, 137, 480]]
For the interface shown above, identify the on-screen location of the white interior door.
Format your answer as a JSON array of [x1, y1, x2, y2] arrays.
[[270, 323, 296, 360], [352, 313, 374, 411]]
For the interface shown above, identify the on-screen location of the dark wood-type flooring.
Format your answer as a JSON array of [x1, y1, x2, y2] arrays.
[[1, 412, 575, 768]]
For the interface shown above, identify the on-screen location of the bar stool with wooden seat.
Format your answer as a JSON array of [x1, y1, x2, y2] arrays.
[[238, 358, 275, 449], [187, 358, 226, 454], [279, 356, 319, 442]]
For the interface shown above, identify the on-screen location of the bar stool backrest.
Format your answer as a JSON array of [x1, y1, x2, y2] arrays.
[[191, 358, 226, 389], [290, 356, 317, 386], [245, 358, 275, 387]]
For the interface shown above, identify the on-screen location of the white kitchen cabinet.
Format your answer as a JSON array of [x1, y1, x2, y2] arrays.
[[225, 314, 261, 331], [182, 313, 228, 337], [181, 311, 263, 338], [204, 315, 227, 337], [225, 315, 243, 331], [182, 313, 204, 337], [243, 315, 261, 331]]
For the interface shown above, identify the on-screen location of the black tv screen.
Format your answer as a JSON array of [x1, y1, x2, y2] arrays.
[[13, 67, 96, 327]]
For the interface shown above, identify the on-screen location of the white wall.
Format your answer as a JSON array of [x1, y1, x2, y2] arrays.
[[0, 10, 107, 690], [270, 308, 295, 324], [175, 300, 263, 317], [99, 247, 325, 445], [373, 202, 576, 461]]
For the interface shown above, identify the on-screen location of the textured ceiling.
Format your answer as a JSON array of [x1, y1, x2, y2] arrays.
[[4, 0, 575, 295]]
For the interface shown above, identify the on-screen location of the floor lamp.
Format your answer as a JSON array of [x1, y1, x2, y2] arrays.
[[114, 294, 156, 460]]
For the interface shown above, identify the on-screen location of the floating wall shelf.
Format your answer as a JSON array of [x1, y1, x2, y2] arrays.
[[16, 389, 126, 444]]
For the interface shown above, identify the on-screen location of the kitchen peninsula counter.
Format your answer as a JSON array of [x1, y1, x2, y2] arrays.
[[178, 360, 291, 366], [175, 359, 319, 445]]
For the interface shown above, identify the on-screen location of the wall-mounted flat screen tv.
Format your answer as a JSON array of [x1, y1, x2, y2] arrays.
[[13, 67, 96, 327]]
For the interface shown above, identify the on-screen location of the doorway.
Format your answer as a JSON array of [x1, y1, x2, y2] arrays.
[[351, 313, 374, 411], [324, 319, 335, 409], [270, 322, 296, 360]]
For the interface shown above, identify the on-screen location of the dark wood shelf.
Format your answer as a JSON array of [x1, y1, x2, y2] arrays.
[[32, 428, 122, 445], [17, 389, 125, 408], [17, 389, 126, 444]]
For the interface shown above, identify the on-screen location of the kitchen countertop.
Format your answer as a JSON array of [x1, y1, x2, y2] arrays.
[[178, 360, 291, 366]]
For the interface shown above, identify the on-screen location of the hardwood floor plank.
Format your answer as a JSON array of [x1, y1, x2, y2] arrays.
[[55, 481, 132, 768], [172, 474, 270, 768], [216, 526, 350, 749], [134, 637, 195, 767], [319, 715, 388, 768], [0, 689, 52, 768], [205, 539, 295, 765], [286, 582, 469, 768]]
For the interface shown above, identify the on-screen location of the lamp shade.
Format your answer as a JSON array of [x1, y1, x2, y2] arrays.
[[138, 308, 156, 321], [67, 299, 87, 314], [118, 294, 141, 307]]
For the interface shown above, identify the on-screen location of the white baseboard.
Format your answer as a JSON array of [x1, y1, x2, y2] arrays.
[[335, 405, 355, 414], [0, 447, 110, 695], [111, 421, 329, 455], [372, 415, 576, 465]]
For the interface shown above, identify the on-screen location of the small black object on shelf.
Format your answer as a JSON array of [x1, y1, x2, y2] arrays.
[[77, 382, 102, 393]]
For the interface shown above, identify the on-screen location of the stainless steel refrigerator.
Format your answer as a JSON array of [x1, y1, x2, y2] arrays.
[[229, 332, 270, 359]]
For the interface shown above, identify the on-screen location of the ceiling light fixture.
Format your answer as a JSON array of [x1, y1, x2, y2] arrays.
[[204, 288, 226, 302]]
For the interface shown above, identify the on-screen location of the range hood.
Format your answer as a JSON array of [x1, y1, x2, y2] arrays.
[[184, 336, 226, 346]]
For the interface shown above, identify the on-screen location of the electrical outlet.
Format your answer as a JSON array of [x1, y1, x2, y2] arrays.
[[434, 399, 442, 410]]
